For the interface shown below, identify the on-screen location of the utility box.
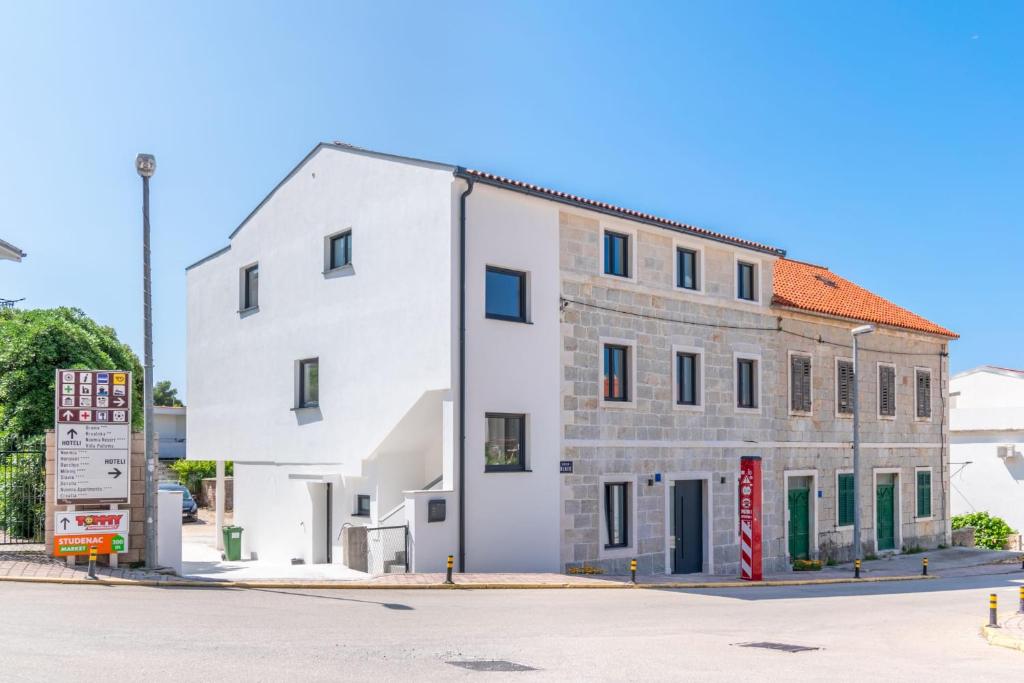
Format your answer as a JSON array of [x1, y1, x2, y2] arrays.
[[428, 499, 446, 523]]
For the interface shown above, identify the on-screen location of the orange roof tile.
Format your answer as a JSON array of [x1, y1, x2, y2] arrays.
[[772, 259, 958, 339]]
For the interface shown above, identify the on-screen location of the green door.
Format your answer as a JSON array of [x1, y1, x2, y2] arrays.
[[787, 488, 810, 560], [876, 483, 895, 551]]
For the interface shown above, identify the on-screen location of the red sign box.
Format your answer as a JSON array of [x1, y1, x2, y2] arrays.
[[738, 456, 763, 581]]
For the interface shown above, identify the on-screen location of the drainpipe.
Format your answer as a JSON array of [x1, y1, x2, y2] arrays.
[[457, 174, 474, 573]]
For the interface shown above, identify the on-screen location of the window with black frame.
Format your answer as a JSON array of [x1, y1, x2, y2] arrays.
[[677, 247, 699, 290], [355, 494, 370, 517], [329, 231, 352, 270], [242, 264, 259, 310], [677, 352, 699, 405], [605, 482, 629, 548], [603, 344, 629, 402], [298, 358, 319, 408], [737, 261, 756, 301], [485, 266, 527, 322], [737, 358, 757, 408], [484, 413, 525, 472], [604, 231, 630, 277]]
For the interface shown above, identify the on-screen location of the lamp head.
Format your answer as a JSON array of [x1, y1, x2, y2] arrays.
[[851, 324, 876, 336], [135, 154, 156, 178]]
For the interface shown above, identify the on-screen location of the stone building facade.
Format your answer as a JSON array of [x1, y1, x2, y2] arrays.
[[558, 211, 954, 575]]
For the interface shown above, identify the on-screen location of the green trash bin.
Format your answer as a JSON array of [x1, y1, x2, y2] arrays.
[[221, 525, 243, 561]]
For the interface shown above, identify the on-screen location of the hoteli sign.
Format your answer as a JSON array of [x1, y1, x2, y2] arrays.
[[54, 369, 131, 504]]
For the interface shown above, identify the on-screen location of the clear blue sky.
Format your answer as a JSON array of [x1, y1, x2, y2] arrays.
[[1, 2, 1020, 398]]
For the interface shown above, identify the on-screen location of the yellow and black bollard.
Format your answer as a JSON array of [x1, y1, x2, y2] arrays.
[[445, 555, 454, 585], [989, 593, 999, 628], [1018, 586, 1024, 615], [854, 558, 861, 579], [630, 558, 637, 584], [86, 545, 98, 580], [922, 557, 928, 576]]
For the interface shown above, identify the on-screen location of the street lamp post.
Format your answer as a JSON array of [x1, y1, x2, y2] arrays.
[[136, 153, 158, 568], [851, 323, 875, 562]]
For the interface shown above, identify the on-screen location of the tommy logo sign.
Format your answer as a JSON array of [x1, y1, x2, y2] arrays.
[[738, 456, 763, 581]]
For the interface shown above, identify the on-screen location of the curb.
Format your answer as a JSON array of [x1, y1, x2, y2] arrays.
[[980, 625, 1024, 653], [0, 573, 935, 590]]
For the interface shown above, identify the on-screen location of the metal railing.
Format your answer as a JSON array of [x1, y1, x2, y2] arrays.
[[0, 451, 46, 544], [365, 524, 409, 575]]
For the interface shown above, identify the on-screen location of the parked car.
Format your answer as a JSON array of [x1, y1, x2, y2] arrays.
[[159, 482, 199, 522]]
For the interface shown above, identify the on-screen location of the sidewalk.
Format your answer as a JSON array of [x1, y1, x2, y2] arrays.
[[982, 614, 1024, 654], [2, 545, 1019, 590]]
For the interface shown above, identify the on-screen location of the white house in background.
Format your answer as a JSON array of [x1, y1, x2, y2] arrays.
[[950, 366, 1024, 534], [186, 142, 955, 574], [0, 238, 26, 262], [155, 405, 187, 460]]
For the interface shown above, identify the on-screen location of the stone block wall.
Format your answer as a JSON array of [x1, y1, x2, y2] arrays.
[[557, 209, 952, 575], [45, 430, 154, 566]]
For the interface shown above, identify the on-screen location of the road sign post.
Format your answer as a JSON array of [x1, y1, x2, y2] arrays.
[[54, 369, 132, 564]]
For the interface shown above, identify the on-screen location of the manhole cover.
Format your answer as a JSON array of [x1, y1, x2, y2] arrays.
[[734, 641, 820, 653], [447, 660, 536, 672]]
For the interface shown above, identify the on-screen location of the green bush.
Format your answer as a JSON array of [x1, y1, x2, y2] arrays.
[[952, 512, 1013, 550], [168, 459, 233, 495]]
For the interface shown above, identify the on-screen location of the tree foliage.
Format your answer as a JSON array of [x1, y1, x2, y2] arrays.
[[169, 459, 233, 494], [952, 511, 1014, 550], [154, 380, 183, 407], [0, 307, 143, 447]]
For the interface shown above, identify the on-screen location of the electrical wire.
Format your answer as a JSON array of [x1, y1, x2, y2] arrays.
[[560, 296, 949, 358]]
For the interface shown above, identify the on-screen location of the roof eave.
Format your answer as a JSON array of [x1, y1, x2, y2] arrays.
[[772, 302, 958, 341], [455, 168, 786, 257]]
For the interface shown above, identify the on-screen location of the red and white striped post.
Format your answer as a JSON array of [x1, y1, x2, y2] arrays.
[[739, 456, 763, 581]]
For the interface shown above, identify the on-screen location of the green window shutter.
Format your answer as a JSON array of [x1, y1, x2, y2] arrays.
[[917, 471, 932, 517], [837, 473, 854, 526]]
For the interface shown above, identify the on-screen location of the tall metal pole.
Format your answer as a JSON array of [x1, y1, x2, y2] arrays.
[[138, 154, 158, 568], [851, 324, 874, 563], [852, 332, 862, 562]]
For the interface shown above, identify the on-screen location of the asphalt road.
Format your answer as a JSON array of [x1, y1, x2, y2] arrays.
[[1, 574, 1021, 681]]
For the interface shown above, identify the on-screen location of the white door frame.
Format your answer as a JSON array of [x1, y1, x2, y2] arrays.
[[783, 469, 819, 563], [663, 471, 713, 575], [872, 468, 903, 554]]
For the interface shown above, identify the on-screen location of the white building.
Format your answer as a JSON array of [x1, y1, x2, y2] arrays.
[[155, 405, 187, 460], [187, 142, 955, 574], [950, 366, 1024, 534]]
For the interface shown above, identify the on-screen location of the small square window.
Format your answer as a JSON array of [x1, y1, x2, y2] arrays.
[[242, 264, 259, 311], [329, 231, 352, 270], [485, 267, 527, 322], [737, 358, 758, 409], [603, 345, 629, 402], [677, 352, 699, 405], [677, 248, 699, 290], [737, 261, 757, 301], [355, 494, 370, 517], [604, 482, 629, 548], [298, 358, 319, 408], [485, 413, 525, 472], [604, 231, 630, 278]]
